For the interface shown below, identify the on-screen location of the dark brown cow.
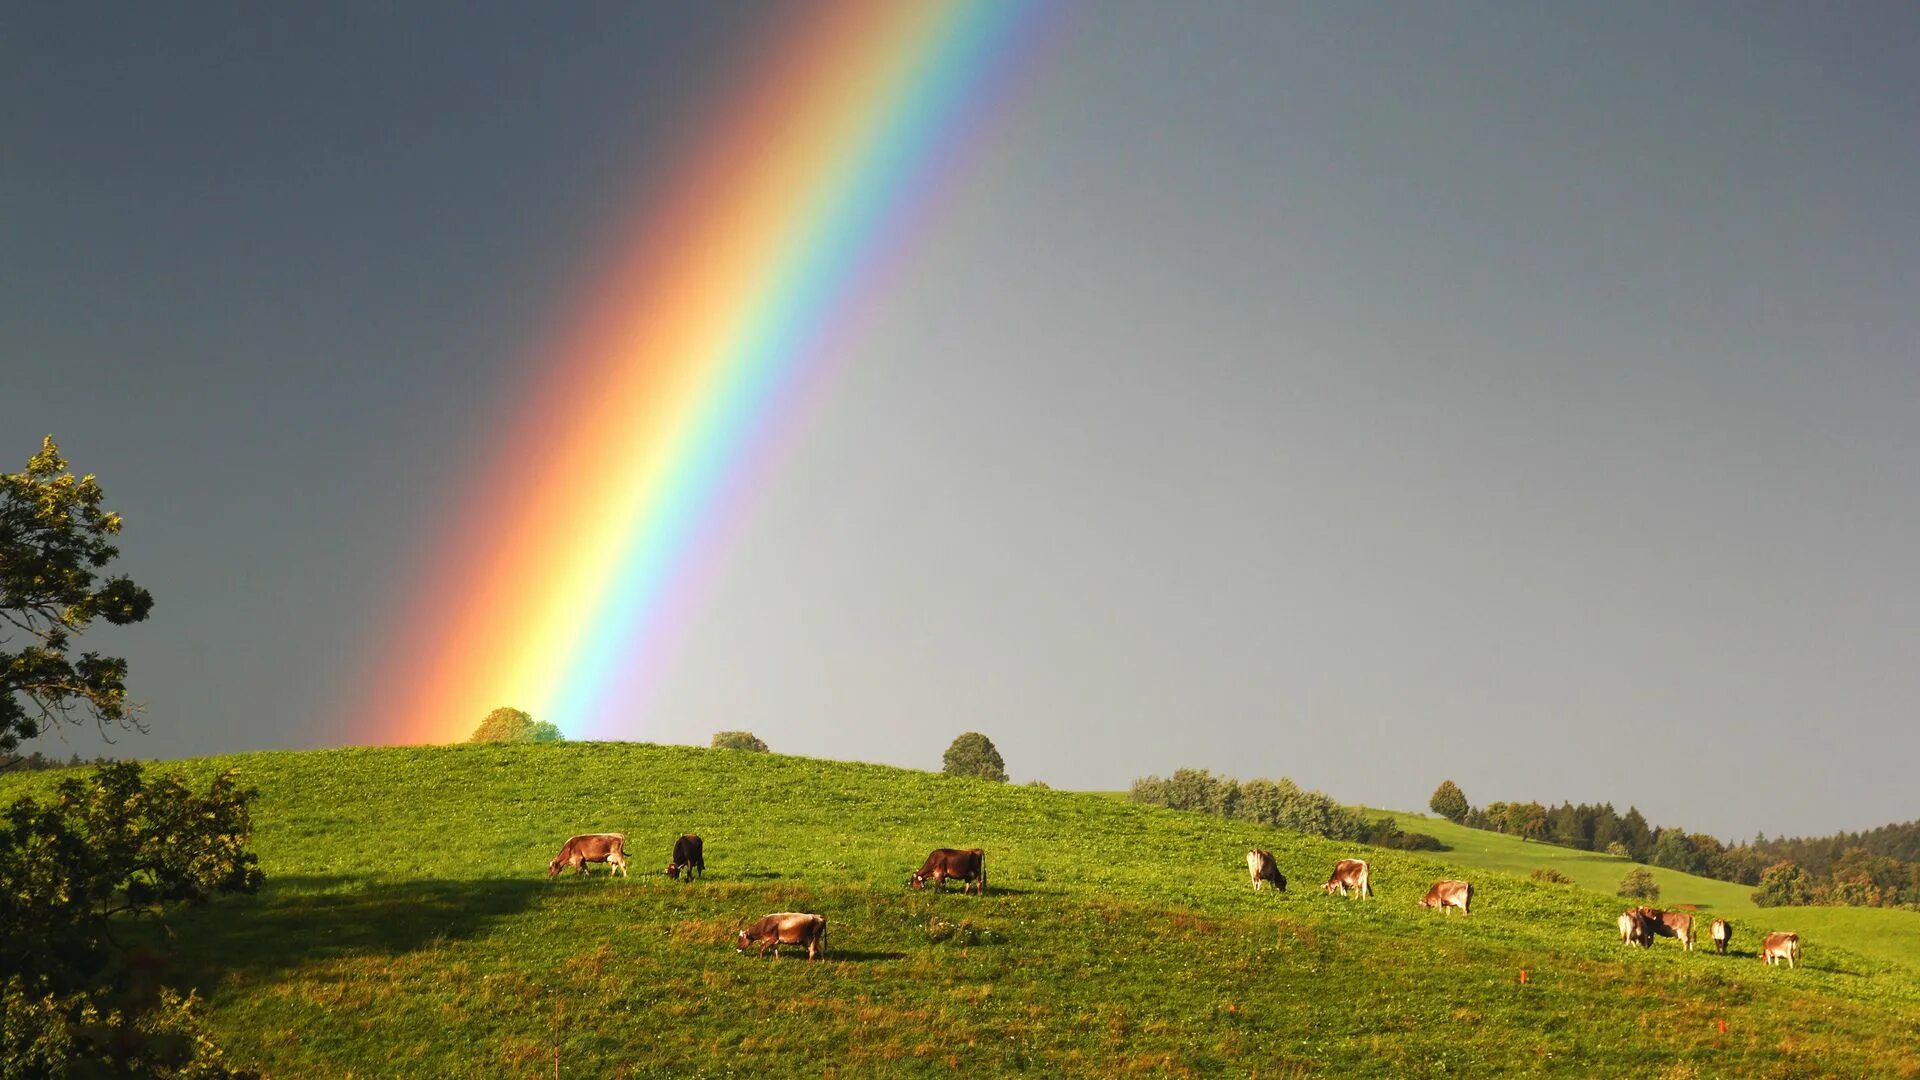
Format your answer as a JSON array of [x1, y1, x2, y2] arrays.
[[1322, 858, 1372, 899], [547, 833, 627, 878], [1246, 849, 1285, 891], [1636, 906, 1696, 950], [909, 848, 985, 894], [1419, 879, 1472, 915], [665, 834, 704, 880], [1709, 917, 1732, 955], [737, 912, 827, 960], [1760, 931, 1800, 968], [1618, 909, 1653, 947]]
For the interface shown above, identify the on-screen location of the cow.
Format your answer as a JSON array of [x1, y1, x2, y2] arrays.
[[1760, 931, 1800, 968], [547, 833, 628, 879], [665, 834, 704, 881], [737, 912, 827, 961], [1246, 849, 1286, 891], [1618, 909, 1653, 948], [1419, 879, 1472, 915], [1710, 917, 1732, 955], [1638, 907, 1696, 950], [1322, 858, 1372, 899], [909, 848, 985, 895]]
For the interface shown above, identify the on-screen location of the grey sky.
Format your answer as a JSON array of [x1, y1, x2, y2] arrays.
[[4, 3, 1915, 839]]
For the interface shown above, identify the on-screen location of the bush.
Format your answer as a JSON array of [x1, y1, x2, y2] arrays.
[[1604, 841, 1631, 859], [1618, 867, 1660, 902], [1132, 769, 1378, 844], [710, 731, 769, 753], [1, 978, 257, 1079], [941, 733, 1007, 782], [1530, 868, 1576, 886]]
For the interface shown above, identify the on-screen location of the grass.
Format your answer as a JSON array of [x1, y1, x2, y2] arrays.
[[5, 744, 1917, 1077]]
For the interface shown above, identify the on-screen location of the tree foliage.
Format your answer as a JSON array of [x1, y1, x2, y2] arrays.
[[1752, 861, 1817, 908], [468, 707, 561, 744], [941, 732, 1007, 782], [1428, 780, 1469, 823], [1, 437, 155, 762], [1130, 768, 1444, 849], [711, 731, 769, 753], [1617, 867, 1660, 902]]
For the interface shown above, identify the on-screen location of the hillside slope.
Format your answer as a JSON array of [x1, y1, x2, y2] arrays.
[[6, 745, 1916, 1077]]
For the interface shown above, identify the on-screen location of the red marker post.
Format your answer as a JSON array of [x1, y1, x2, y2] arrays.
[[1519, 969, 1528, 984]]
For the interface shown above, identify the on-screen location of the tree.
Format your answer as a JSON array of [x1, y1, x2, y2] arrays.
[[1, 437, 155, 763], [711, 731, 769, 752], [1752, 861, 1816, 908], [941, 732, 1007, 782], [468, 707, 561, 744], [1650, 829, 1706, 875], [1618, 867, 1660, 902], [1428, 780, 1469, 823]]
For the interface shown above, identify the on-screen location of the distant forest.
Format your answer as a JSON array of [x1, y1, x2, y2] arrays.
[[1432, 783, 1920, 909], [0, 749, 118, 773], [1130, 768, 1444, 851]]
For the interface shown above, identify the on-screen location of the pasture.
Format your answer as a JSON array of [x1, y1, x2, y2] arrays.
[[5, 744, 1916, 1076]]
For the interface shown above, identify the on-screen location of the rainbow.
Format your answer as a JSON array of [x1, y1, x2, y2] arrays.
[[356, 0, 1057, 743]]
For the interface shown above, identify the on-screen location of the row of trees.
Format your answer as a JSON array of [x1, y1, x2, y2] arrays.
[[1133, 768, 1442, 849], [1429, 779, 1920, 909], [3, 438, 262, 1075]]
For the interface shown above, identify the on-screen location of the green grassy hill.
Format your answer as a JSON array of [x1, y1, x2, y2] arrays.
[[6, 745, 1916, 1077]]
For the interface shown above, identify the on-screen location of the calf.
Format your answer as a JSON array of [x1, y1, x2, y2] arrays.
[[1419, 879, 1472, 915], [1639, 907, 1696, 950], [665, 833, 704, 881], [1710, 917, 1732, 955], [1759, 931, 1800, 968], [1322, 859, 1372, 899], [1618, 909, 1653, 948], [1246, 849, 1286, 891], [547, 833, 628, 879], [909, 848, 985, 895], [737, 912, 827, 961]]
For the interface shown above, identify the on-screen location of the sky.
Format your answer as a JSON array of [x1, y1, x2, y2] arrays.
[[3, 2, 1916, 840]]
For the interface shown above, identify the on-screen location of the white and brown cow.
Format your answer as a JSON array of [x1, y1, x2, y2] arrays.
[[737, 912, 828, 960], [547, 833, 628, 878], [1637, 907, 1696, 950], [1618, 909, 1653, 948], [1759, 931, 1801, 968], [1709, 917, 1732, 955], [909, 848, 985, 895], [1419, 879, 1472, 915], [1246, 849, 1286, 891], [1322, 858, 1372, 899]]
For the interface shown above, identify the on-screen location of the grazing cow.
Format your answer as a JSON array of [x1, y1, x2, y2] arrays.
[[1638, 907, 1696, 950], [1246, 849, 1286, 891], [1618, 909, 1653, 948], [737, 912, 827, 961], [909, 848, 985, 895], [665, 834, 705, 881], [1710, 918, 1732, 955], [1760, 931, 1800, 968], [547, 833, 627, 879], [1419, 879, 1472, 915], [1322, 859, 1372, 899]]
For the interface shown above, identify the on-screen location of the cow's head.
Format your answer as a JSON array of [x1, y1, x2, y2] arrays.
[[665, 863, 681, 880], [1418, 893, 1436, 909], [1321, 880, 1339, 895], [908, 873, 924, 890], [736, 930, 751, 953], [546, 856, 567, 879]]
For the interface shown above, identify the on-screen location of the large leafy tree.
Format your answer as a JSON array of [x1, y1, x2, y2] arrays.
[[941, 732, 1007, 782], [1428, 780, 1469, 823], [1, 436, 154, 762], [469, 706, 562, 744]]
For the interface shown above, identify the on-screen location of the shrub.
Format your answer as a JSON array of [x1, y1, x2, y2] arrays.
[[1618, 867, 1660, 902], [711, 731, 769, 753], [1531, 868, 1576, 886], [1604, 842, 1631, 859]]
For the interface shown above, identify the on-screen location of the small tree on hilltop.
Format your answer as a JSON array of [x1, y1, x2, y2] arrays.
[[711, 731, 769, 752], [469, 707, 561, 744], [1429, 780, 1469, 823], [1752, 861, 1816, 908], [942, 732, 1007, 782], [1618, 867, 1660, 902], [0, 437, 156, 763]]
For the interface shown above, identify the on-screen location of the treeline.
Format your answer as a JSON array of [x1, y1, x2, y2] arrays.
[[1, 749, 117, 773], [1430, 781, 1920, 909], [1132, 768, 1443, 851]]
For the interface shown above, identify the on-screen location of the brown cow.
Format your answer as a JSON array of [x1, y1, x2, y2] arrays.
[[1322, 858, 1372, 899], [737, 912, 827, 960], [547, 833, 627, 878], [909, 848, 985, 894], [1419, 879, 1472, 915], [1618, 909, 1653, 947], [1246, 849, 1285, 892], [1709, 917, 1732, 955], [1760, 931, 1800, 968], [1637, 906, 1696, 950], [665, 834, 704, 880]]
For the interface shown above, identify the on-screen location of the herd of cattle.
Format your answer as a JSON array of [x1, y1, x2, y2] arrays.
[[544, 833, 1803, 966]]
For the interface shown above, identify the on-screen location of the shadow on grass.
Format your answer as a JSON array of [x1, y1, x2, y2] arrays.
[[162, 874, 549, 990]]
